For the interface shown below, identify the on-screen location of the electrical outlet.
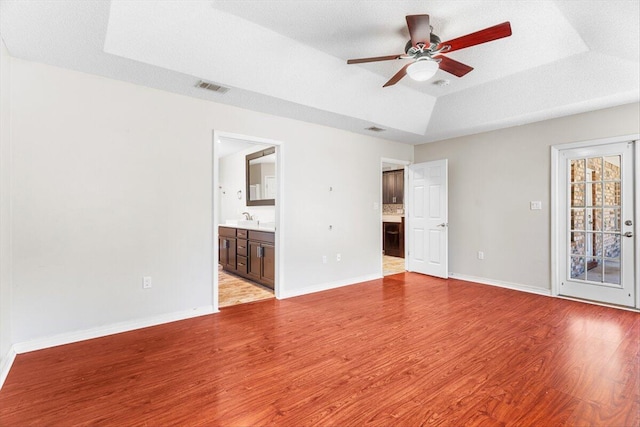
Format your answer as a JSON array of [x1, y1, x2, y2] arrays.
[[478, 251, 484, 260], [143, 276, 152, 289], [530, 201, 542, 210], [336, 253, 341, 262], [322, 255, 327, 264]]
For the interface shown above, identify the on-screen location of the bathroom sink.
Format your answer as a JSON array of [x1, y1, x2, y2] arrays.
[[238, 219, 260, 227]]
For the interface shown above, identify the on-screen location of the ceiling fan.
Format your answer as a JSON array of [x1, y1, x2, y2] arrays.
[[347, 15, 512, 87]]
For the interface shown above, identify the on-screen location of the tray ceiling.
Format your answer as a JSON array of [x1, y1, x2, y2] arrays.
[[1, 0, 638, 144]]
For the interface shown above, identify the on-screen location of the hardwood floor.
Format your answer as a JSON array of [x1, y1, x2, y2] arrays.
[[1, 273, 638, 426]]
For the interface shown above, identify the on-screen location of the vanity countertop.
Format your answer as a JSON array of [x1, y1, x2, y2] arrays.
[[220, 220, 275, 232], [382, 215, 404, 223]]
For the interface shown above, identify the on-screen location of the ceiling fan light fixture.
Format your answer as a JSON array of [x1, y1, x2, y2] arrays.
[[406, 60, 439, 81]]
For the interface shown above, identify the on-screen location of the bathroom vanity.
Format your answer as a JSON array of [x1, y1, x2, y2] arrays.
[[219, 225, 275, 289]]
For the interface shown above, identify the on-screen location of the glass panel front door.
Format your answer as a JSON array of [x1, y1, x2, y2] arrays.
[[559, 141, 635, 307], [569, 155, 622, 286]]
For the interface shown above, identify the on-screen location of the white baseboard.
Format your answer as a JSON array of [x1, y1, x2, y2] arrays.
[[556, 295, 640, 312], [448, 273, 552, 296], [280, 273, 381, 299], [0, 346, 17, 390], [13, 305, 216, 355]]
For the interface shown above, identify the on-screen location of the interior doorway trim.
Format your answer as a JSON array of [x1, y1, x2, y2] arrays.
[[551, 134, 639, 308], [212, 130, 284, 311]]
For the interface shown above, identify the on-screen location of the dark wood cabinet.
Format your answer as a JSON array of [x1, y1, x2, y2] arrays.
[[261, 244, 275, 286], [219, 227, 237, 270], [382, 172, 392, 204], [218, 226, 275, 289], [383, 170, 404, 204], [383, 219, 404, 258], [247, 230, 275, 289], [248, 241, 261, 282], [236, 228, 248, 274]]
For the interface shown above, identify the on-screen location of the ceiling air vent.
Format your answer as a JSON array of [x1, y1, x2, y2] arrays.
[[433, 79, 450, 87], [195, 80, 229, 94], [366, 126, 386, 132]]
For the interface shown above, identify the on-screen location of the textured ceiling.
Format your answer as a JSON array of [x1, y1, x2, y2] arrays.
[[1, 0, 638, 144]]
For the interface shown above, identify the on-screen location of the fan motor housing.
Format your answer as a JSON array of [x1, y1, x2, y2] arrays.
[[404, 33, 442, 54]]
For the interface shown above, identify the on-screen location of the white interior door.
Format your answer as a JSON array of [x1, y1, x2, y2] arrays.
[[558, 141, 636, 307], [264, 175, 276, 199], [407, 160, 448, 278]]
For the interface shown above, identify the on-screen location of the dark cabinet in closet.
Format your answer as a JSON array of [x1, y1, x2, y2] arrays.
[[383, 219, 404, 258], [383, 170, 404, 204]]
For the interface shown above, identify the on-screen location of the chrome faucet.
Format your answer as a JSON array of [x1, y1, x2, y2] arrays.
[[242, 212, 253, 220]]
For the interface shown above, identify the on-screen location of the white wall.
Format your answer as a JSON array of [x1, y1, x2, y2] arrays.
[[219, 144, 275, 224], [414, 103, 640, 292], [7, 57, 413, 345], [10, 59, 217, 343], [0, 40, 13, 375]]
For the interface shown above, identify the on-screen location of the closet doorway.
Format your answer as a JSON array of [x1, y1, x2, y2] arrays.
[[381, 159, 409, 276]]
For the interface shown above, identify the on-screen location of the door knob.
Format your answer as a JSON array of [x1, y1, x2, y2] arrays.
[[437, 223, 448, 228], [625, 220, 633, 226], [623, 231, 633, 237]]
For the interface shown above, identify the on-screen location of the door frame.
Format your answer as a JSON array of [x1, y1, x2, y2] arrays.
[[551, 134, 639, 308], [381, 158, 410, 275], [212, 130, 284, 311]]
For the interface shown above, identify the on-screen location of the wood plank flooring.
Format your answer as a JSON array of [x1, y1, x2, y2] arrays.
[[220, 254, 402, 307], [1, 273, 638, 426]]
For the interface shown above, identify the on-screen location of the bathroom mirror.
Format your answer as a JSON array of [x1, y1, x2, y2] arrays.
[[246, 146, 276, 206]]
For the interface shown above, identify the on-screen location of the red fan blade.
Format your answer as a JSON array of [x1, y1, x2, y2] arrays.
[[436, 56, 474, 77], [347, 54, 404, 64], [406, 14, 431, 48], [438, 21, 512, 53], [383, 63, 411, 87]]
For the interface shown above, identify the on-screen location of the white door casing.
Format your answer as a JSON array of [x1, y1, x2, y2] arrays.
[[557, 140, 636, 307], [408, 160, 448, 278]]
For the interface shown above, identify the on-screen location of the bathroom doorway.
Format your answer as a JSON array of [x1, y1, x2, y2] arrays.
[[213, 131, 283, 309]]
